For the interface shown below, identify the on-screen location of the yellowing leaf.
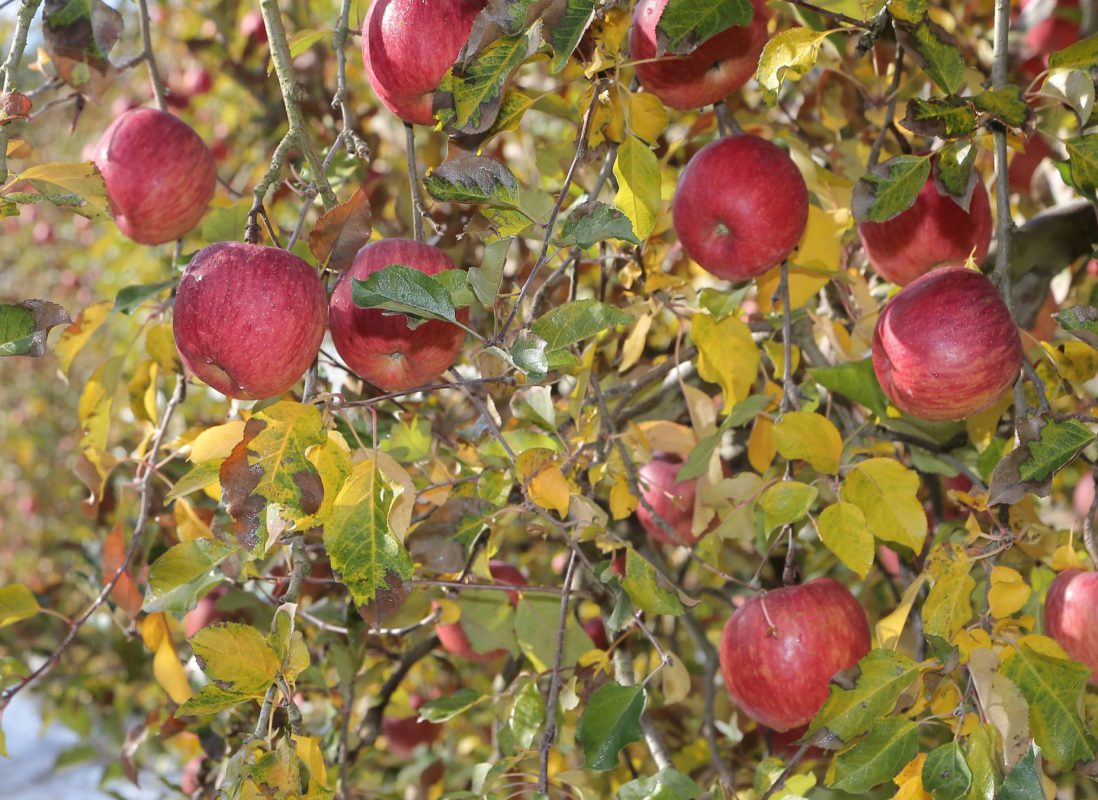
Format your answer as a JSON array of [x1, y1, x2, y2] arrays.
[[965, 392, 1011, 453], [189, 421, 247, 463], [748, 415, 777, 473], [517, 447, 572, 517], [893, 753, 931, 800], [759, 480, 818, 532], [816, 502, 873, 578], [756, 27, 835, 105], [1051, 544, 1083, 571], [952, 626, 992, 663], [141, 613, 192, 704], [619, 313, 652, 373], [841, 458, 927, 554], [877, 574, 928, 650], [613, 135, 661, 240], [922, 544, 975, 641], [773, 411, 843, 473], [633, 420, 696, 459], [988, 566, 1031, 619], [610, 475, 638, 520], [692, 313, 760, 410], [660, 652, 690, 705], [0, 584, 41, 628], [627, 91, 669, 144]]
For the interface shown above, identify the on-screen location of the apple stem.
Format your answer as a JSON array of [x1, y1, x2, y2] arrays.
[[714, 101, 742, 137], [135, 0, 169, 112], [759, 596, 779, 636], [404, 123, 426, 243]]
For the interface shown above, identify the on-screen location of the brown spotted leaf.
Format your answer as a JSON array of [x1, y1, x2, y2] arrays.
[[307, 187, 372, 272], [42, 0, 124, 99]]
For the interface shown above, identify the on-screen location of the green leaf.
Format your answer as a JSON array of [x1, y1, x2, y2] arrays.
[[177, 683, 254, 717], [1055, 305, 1098, 349], [423, 155, 520, 208], [840, 457, 928, 553], [200, 200, 252, 244], [677, 395, 771, 481], [852, 155, 932, 223], [514, 594, 593, 673], [419, 688, 486, 722], [808, 649, 920, 743], [900, 22, 966, 95], [1048, 32, 1098, 72], [759, 480, 818, 533], [510, 330, 548, 379], [454, 590, 518, 656], [324, 458, 413, 606], [436, 28, 537, 134], [829, 717, 920, 793], [1063, 134, 1098, 195], [654, 0, 753, 56], [0, 584, 41, 628], [1017, 419, 1096, 482], [558, 201, 640, 248], [964, 724, 999, 800], [1039, 70, 1095, 129], [268, 28, 328, 74], [435, 269, 477, 309], [901, 96, 977, 139], [0, 300, 72, 358], [530, 298, 631, 353], [613, 135, 661, 241], [922, 742, 972, 800], [546, 0, 596, 73], [142, 539, 239, 614], [971, 85, 1032, 130], [506, 677, 546, 750], [577, 682, 647, 771], [113, 280, 175, 315], [469, 236, 511, 306], [810, 358, 890, 417], [756, 28, 832, 106], [998, 746, 1044, 800], [622, 550, 684, 616], [618, 768, 704, 800], [352, 264, 459, 324], [933, 141, 978, 202], [887, 0, 927, 23], [816, 502, 874, 579], [1001, 644, 1096, 770], [190, 622, 280, 695], [166, 460, 223, 503]]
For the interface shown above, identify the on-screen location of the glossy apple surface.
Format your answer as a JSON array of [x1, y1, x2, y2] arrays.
[[173, 242, 328, 400], [720, 578, 871, 731], [1045, 569, 1098, 684], [637, 456, 702, 546], [672, 135, 808, 281], [858, 173, 992, 286], [872, 266, 1022, 421], [92, 108, 216, 245], [436, 560, 526, 661], [362, 0, 486, 125], [329, 239, 468, 392], [629, 0, 770, 111]]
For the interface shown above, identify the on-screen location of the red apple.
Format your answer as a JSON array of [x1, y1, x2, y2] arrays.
[[239, 9, 268, 45], [329, 239, 468, 392], [629, 0, 770, 111], [361, 0, 486, 126], [382, 713, 442, 757], [1044, 569, 1098, 683], [582, 617, 610, 650], [1009, 135, 1052, 195], [636, 456, 703, 546], [92, 108, 216, 245], [858, 173, 993, 286], [719, 578, 871, 731], [435, 560, 527, 661], [173, 242, 328, 400], [672, 135, 808, 282], [1075, 472, 1095, 519], [872, 266, 1022, 421]]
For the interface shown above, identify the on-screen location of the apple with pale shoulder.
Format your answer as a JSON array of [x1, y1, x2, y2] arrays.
[[435, 560, 527, 661], [173, 242, 328, 400], [329, 239, 468, 392], [362, 0, 486, 125], [720, 578, 871, 731], [872, 266, 1022, 421], [1044, 569, 1098, 683], [673, 135, 808, 281], [92, 108, 216, 245], [858, 173, 992, 285], [637, 456, 703, 546], [629, 0, 770, 111]]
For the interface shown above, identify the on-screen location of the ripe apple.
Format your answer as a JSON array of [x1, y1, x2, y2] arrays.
[[629, 0, 770, 111], [361, 0, 486, 125], [719, 578, 871, 731], [872, 266, 1022, 421], [1009, 135, 1052, 195], [435, 560, 527, 661], [1044, 569, 1098, 683], [382, 695, 443, 757], [636, 456, 703, 546], [239, 9, 268, 45], [858, 173, 993, 286], [92, 108, 216, 245], [329, 239, 468, 392], [672, 135, 808, 282], [173, 242, 328, 400], [582, 617, 610, 650]]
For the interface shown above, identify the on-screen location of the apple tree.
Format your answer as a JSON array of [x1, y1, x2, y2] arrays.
[[1, 0, 1098, 797]]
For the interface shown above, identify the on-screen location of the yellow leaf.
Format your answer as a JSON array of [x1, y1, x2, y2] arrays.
[[610, 475, 638, 520], [295, 736, 329, 794], [660, 652, 691, 705], [436, 598, 461, 625], [14, 160, 110, 218], [619, 313, 652, 373], [692, 313, 760, 410], [141, 613, 192, 704], [517, 448, 572, 517], [952, 626, 992, 663], [613, 135, 661, 240], [840, 457, 927, 554], [773, 411, 842, 474], [757, 207, 844, 312], [1042, 340, 1098, 385], [922, 543, 975, 640], [189, 421, 248, 463], [748, 415, 776, 473], [56, 300, 111, 377], [965, 392, 1012, 453], [893, 753, 931, 800], [756, 27, 834, 105], [633, 420, 696, 459], [877, 574, 928, 650], [815, 502, 873, 578], [175, 498, 213, 541], [763, 340, 801, 378], [578, 648, 611, 674], [627, 91, 669, 144], [1051, 543, 1083, 571], [988, 566, 1031, 618], [145, 321, 178, 372], [1015, 632, 1069, 660]]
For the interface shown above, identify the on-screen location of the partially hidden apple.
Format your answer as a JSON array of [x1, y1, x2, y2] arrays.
[[629, 0, 770, 111], [382, 695, 442, 758], [435, 560, 527, 661], [361, 0, 486, 125], [92, 108, 216, 245], [173, 242, 328, 400], [720, 578, 871, 731], [872, 266, 1022, 421], [672, 135, 808, 282], [329, 238, 468, 392], [858, 172, 993, 286], [1074, 471, 1095, 520], [637, 456, 704, 546], [1044, 569, 1098, 683]]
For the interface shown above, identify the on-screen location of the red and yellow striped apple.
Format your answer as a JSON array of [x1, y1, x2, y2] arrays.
[[1045, 569, 1098, 683]]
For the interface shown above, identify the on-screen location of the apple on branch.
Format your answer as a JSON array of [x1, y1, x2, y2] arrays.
[[1044, 569, 1098, 683], [92, 108, 217, 245], [872, 266, 1022, 421], [435, 560, 527, 661], [636, 455, 706, 546], [173, 242, 328, 400]]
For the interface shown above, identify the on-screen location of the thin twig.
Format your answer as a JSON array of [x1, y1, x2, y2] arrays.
[[405, 122, 425, 242], [136, 0, 168, 111], [612, 647, 674, 770], [357, 634, 441, 749], [867, 46, 904, 168], [537, 551, 577, 792], [759, 744, 811, 799], [333, 0, 370, 162], [0, 0, 42, 184], [783, 0, 871, 28]]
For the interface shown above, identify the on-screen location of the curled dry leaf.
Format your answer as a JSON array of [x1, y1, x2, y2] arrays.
[[308, 187, 372, 272]]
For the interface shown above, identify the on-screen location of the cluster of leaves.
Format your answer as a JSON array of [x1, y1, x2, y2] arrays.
[[1, 0, 1098, 799]]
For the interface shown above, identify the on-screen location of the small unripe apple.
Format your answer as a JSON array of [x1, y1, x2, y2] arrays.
[[1044, 569, 1098, 684], [329, 239, 468, 392], [720, 578, 871, 731], [872, 266, 1022, 421], [636, 456, 702, 546], [672, 135, 808, 282], [173, 242, 328, 400], [361, 0, 486, 125], [858, 173, 992, 286], [92, 108, 216, 245], [436, 560, 527, 661], [629, 0, 770, 111]]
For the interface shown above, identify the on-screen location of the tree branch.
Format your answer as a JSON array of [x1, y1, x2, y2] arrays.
[[136, 0, 168, 111], [537, 550, 577, 792], [0, 0, 42, 184]]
